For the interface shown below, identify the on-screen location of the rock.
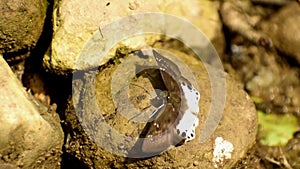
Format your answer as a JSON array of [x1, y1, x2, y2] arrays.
[[0, 0, 48, 59], [262, 2, 300, 65], [44, 0, 222, 74], [67, 49, 257, 168], [0, 56, 63, 168]]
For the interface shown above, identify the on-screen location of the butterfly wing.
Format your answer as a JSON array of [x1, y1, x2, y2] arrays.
[[153, 50, 200, 141], [139, 50, 185, 153], [139, 50, 200, 154], [153, 50, 181, 90], [141, 102, 184, 153], [153, 49, 185, 122]]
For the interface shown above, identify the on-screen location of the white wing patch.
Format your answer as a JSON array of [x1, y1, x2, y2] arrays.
[[176, 83, 200, 142]]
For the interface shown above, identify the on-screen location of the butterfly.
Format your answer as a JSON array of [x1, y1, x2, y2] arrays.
[[137, 49, 200, 155]]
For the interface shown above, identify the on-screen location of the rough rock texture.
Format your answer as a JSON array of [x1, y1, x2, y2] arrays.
[[262, 2, 300, 65], [0, 0, 48, 58], [44, 0, 222, 74], [67, 48, 258, 168], [0, 56, 64, 169]]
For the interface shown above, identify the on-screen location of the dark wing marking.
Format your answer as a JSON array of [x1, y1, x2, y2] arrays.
[[153, 50, 193, 92], [153, 50, 181, 79], [139, 50, 187, 154], [141, 103, 184, 153]]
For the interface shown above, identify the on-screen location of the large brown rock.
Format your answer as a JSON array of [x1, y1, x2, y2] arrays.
[[67, 48, 257, 168]]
